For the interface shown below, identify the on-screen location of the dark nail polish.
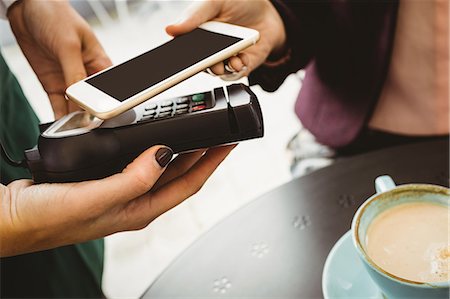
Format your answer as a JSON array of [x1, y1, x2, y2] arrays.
[[155, 147, 173, 168]]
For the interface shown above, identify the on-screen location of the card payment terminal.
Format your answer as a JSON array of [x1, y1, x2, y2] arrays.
[[24, 84, 263, 183]]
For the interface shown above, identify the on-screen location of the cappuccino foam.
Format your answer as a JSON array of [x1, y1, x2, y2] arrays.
[[366, 202, 449, 283]]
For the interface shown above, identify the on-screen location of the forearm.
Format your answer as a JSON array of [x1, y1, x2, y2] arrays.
[[0, 181, 94, 257], [0, 184, 14, 256]]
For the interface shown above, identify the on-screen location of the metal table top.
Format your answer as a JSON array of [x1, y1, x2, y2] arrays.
[[142, 139, 449, 298]]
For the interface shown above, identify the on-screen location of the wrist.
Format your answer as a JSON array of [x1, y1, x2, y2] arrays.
[[264, 0, 287, 59], [0, 184, 26, 257], [261, 0, 289, 67], [0, 184, 12, 256]]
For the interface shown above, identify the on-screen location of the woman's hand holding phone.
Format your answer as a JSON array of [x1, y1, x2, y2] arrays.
[[0, 145, 235, 257], [66, 20, 259, 119], [166, 0, 286, 77]]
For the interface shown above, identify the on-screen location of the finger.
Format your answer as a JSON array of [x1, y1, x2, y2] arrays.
[[220, 52, 252, 79], [238, 52, 250, 68], [228, 56, 245, 72], [76, 146, 173, 208], [204, 67, 217, 77], [67, 100, 82, 114], [57, 41, 87, 88], [141, 145, 235, 218], [69, 32, 112, 114], [219, 66, 247, 81], [238, 52, 253, 76], [82, 29, 113, 75], [152, 150, 206, 190], [166, 0, 220, 36], [48, 93, 69, 119], [47, 87, 80, 118], [57, 44, 87, 115], [210, 62, 226, 75], [85, 55, 112, 75]]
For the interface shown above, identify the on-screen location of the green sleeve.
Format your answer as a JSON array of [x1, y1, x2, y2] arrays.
[[0, 52, 105, 298]]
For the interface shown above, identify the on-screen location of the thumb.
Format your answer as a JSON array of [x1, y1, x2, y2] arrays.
[[79, 146, 173, 207], [166, 0, 221, 36]]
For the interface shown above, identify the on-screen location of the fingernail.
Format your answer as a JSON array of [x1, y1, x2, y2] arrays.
[[205, 67, 217, 77], [224, 63, 237, 73], [155, 147, 173, 168]]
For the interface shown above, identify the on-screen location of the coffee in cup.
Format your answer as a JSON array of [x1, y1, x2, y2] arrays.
[[365, 201, 449, 283]]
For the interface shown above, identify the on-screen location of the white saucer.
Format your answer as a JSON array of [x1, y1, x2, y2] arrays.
[[322, 231, 383, 299]]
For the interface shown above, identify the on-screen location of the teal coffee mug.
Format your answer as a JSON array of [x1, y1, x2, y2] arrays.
[[351, 175, 450, 298]]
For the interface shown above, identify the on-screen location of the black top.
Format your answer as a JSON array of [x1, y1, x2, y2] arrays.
[[249, 1, 399, 147]]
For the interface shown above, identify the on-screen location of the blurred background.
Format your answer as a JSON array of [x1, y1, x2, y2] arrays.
[[1, 1, 304, 297]]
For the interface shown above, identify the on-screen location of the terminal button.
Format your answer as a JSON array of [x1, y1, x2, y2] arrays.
[[175, 108, 189, 115], [192, 105, 206, 112], [157, 112, 172, 118], [145, 103, 157, 110], [176, 97, 189, 104], [192, 93, 205, 102], [159, 106, 173, 113], [160, 100, 174, 107], [143, 109, 156, 116]]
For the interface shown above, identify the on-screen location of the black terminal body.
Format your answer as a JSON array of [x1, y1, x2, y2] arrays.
[[25, 84, 263, 183]]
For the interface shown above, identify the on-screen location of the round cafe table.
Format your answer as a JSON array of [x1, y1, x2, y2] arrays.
[[141, 139, 449, 298]]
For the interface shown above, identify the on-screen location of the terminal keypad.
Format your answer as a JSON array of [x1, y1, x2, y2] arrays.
[[138, 91, 213, 123]]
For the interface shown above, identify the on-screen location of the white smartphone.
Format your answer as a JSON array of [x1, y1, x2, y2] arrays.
[[66, 21, 259, 119]]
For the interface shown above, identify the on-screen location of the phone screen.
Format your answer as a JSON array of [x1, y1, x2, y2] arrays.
[[86, 28, 242, 102]]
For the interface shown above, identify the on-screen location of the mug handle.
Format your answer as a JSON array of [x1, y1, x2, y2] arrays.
[[375, 175, 396, 194]]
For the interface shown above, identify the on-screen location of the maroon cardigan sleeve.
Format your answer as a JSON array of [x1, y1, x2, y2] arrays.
[[249, 0, 325, 91]]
